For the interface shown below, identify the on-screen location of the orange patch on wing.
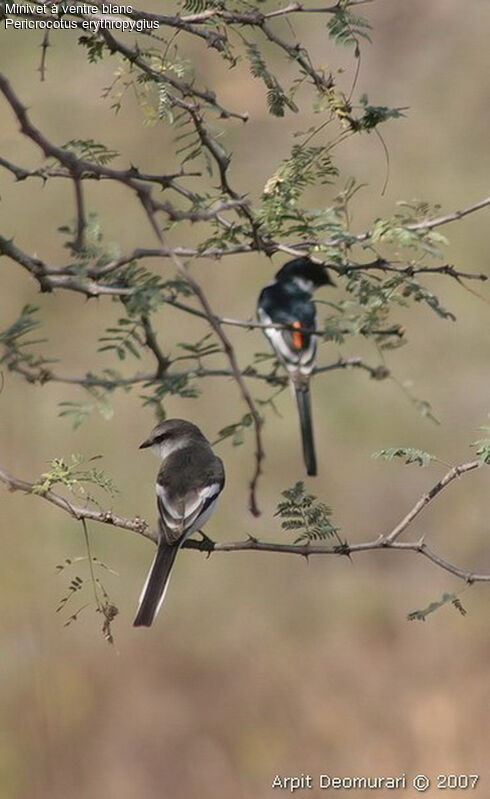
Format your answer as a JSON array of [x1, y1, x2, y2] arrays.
[[291, 321, 304, 350]]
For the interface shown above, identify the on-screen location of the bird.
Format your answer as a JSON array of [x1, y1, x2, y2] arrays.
[[134, 418, 225, 627], [257, 256, 335, 477]]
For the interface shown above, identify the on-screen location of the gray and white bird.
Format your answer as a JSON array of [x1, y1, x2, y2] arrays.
[[134, 418, 225, 627]]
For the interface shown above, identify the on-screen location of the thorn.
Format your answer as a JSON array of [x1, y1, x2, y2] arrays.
[[302, 540, 311, 562], [335, 541, 352, 561], [197, 530, 215, 555]]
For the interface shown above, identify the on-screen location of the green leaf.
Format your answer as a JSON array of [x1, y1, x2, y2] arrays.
[[245, 43, 298, 117], [471, 427, 490, 465], [408, 593, 467, 622], [327, 6, 372, 49], [275, 482, 344, 547], [32, 454, 118, 497], [61, 138, 119, 165], [357, 94, 406, 130], [78, 35, 105, 63], [373, 447, 436, 467], [258, 144, 338, 236]]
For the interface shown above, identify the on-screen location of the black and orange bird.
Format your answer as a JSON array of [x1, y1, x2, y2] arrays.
[[257, 257, 335, 476]]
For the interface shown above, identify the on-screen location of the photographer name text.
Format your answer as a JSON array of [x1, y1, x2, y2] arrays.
[[272, 773, 480, 792]]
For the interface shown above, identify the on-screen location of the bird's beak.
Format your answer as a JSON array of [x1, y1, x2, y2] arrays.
[[139, 438, 152, 449]]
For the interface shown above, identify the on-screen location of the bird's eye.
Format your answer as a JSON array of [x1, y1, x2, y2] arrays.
[[155, 433, 169, 443]]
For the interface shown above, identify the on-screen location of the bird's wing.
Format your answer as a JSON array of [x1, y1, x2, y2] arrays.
[[156, 480, 222, 544], [156, 451, 225, 545], [258, 293, 317, 375]]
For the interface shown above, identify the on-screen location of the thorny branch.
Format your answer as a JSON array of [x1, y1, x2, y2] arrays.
[[179, 264, 265, 517], [148, 210, 266, 515], [0, 3, 489, 519], [0, 73, 248, 246], [0, 69, 488, 287], [0, 467, 153, 540], [0, 225, 487, 303], [1, 459, 488, 586], [1, 355, 388, 391], [381, 460, 481, 544]]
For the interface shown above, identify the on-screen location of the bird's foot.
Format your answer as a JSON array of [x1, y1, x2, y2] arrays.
[[196, 530, 216, 553]]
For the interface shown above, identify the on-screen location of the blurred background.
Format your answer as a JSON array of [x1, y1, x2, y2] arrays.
[[1, 1, 489, 796]]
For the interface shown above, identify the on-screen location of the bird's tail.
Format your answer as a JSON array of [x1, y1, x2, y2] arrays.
[[293, 380, 317, 476], [133, 541, 179, 627]]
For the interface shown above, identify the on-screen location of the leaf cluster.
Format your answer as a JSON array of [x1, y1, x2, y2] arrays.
[[216, 411, 255, 448], [372, 447, 436, 468], [59, 388, 116, 428], [258, 144, 339, 236], [275, 481, 342, 546], [58, 215, 120, 265], [327, 4, 372, 51], [99, 318, 145, 361], [355, 94, 405, 132], [78, 34, 105, 63], [32, 454, 118, 500], [408, 592, 467, 622], [371, 201, 449, 257], [472, 427, 490, 466], [60, 138, 119, 165], [140, 374, 200, 421], [245, 42, 298, 117], [0, 305, 55, 377]]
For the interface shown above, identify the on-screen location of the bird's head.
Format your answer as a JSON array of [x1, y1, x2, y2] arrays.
[[274, 257, 335, 294], [139, 418, 206, 460]]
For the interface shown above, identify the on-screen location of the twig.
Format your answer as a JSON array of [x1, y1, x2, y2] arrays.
[[98, 28, 247, 122], [140, 315, 170, 378], [407, 197, 490, 233], [0, 74, 245, 234], [338, 258, 488, 282], [38, 32, 50, 82], [170, 260, 265, 517], [72, 176, 87, 252], [0, 467, 154, 541], [0, 233, 135, 297], [381, 460, 481, 544], [177, 2, 368, 25], [349, 197, 490, 246]]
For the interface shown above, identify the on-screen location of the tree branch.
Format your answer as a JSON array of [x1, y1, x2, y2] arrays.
[[350, 197, 490, 246], [0, 73, 247, 235], [1, 351, 387, 391], [0, 233, 134, 297], [381, 460, 481, 544], [168, 258, 266, 517], [1, 458, 488, 584], [97, 28, 248, 122], [407, 197, 490, 233], [140, 315, 171, 378], [0, 467, 154, 541]]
